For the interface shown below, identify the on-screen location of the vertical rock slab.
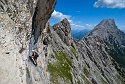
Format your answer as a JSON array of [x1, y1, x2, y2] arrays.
[[0, 0, 56, 84], [32, 0, 56, 43], [52, 18, 73, 46]]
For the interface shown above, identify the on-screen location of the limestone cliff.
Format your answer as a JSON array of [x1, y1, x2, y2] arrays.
[[0, 0, 56, 84], [0, 0, 125, 84]]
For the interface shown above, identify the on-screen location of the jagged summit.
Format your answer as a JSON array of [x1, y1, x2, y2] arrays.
[[87, 19, 124, 38], [61, 18, 69, 23], [52, 18, 72, 46], [87, 19, 125, 46], [97, 19, 116, 27], [95, 19, 117, 30], [53, 18, 70, 27]]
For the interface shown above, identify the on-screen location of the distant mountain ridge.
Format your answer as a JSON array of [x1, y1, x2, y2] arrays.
[[71, 29, 90, 40]]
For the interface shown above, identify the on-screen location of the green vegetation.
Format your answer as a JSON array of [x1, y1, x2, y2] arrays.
[[94, 27, 101, 31], [100, 77, 107, 84], [105, 39, 125, 68], [48, 50, 73, 83], [70, 48, 78, 60], [83, 67, 89, 77], [105, 41, 125, 83], [77, 80, 81, 84], [116, 74, 125, 84], [94, 70, 96, 74], [109, 78, 113, 84], [26, 67, 30, 78], [7, 8, 11, 13], [70, 48, 77, 56], [81, 74, 91, 84]]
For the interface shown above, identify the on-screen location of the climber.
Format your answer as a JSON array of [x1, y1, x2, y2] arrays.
[[31, 50, 39, 66]]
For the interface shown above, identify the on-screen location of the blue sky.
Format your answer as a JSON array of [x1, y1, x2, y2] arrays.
[[50, 0, 125, 30]]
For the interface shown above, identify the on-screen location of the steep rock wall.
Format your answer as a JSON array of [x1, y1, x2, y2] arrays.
[[0, 0, 56, 84], [32, 0, 56, 43]]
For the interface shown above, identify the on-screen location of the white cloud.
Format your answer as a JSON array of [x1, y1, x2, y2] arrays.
[[51, 10, 85, 30], [86, 24, 92, 28], [71, 24, 84, 29], [68, 19, 73, 23], [94, 0, 125, 8], [94, 24, 97, 27], [51, 10, 71, 21]]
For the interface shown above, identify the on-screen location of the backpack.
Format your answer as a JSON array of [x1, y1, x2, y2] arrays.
[[35, 52, 39, 57]]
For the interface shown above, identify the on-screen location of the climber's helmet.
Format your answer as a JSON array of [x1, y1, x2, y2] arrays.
[[32, 50, 35, 52]]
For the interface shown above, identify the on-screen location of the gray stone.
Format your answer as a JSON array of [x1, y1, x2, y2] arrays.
[[0, 1, 125, 84]]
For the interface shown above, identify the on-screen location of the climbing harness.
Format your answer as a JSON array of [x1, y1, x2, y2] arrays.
[[29, 56, 37, 66]]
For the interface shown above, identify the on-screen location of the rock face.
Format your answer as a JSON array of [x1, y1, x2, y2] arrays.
[[32, 0, 56, 43], [87, 19, 125, 69], [45, 19, 125, 84], [53, 18, 73, 46], [0, 1, 125, 84], [0, 0, 56, 84]]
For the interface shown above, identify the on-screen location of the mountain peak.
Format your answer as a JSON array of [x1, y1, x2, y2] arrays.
[[61, 18, 69, 22], [52, 18, 72, 46], [87, 19, 118, 36], [97, 19, 116, 27]]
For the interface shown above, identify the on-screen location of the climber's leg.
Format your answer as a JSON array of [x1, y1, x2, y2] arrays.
[[34, 59, 37, 66]]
